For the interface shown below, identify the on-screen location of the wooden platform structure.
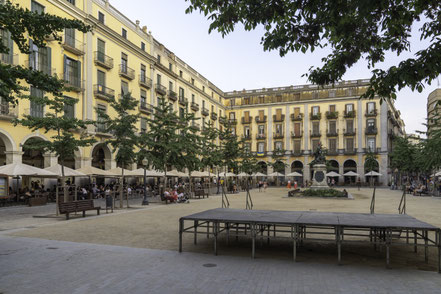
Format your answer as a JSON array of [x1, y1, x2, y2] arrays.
[[179, 208, 441, 272]]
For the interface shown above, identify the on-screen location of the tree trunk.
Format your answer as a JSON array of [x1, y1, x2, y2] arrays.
[[120, 168, 124, 209]]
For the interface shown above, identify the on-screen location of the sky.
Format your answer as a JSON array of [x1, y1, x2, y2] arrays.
[[110, 0, 439, 135]]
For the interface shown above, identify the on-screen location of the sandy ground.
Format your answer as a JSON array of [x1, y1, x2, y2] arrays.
[[7, 187, 441, 271]]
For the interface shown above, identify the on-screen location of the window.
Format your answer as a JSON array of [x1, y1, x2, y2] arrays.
[[202, 100, 205, 108], [140, 118, 147, 133], [329, 139, 337, 152], [191, 78, 195, 85], [258, 125, 265, 135], [141, 42, 145, 51], [345, 103, 354, 113], [141, 89, 147, 107], [140, 64, 146, 82], [367, 137, 376, 151], [231, 127, 236, 136], [30, 87, 44, 118], [312, 139, 320, 151], [329, 121, 336, 133], [346, 138, 354, 151], [275, 141, 283, 151], [98, 11, 105, 24], [329, 105, 336, 112], [179, 87, 184, 98], [293, 122, 301, 137], [29, 40, 51, 74], [346, 120, 354, 132], [97, 70, 105, 86], [275, 124, 283, 135], [229, 112, 235, 119], [312, 106, 319, 115], [97, 39, 105, 62], [312, 122, 320, 134], [244, 126, 250, 136], [179, 70, 183, 77], [258, 142, 265, 153], [169, 82, 174, 92], [329, 90, 336, 98], [312, 91, 319, 99], [211, 105, 214, 112], [0, 29, 13, 64], [122, 28, 127, 39], [121, 53, 128, 73], [179, 107, 185, 119], [293, 140, 301, 153], [191, 94, 195, 103], [169, 63, 173, 71], [244, 143, 251, 153], [64, 56, 81, 87], [31, 0, 44, 13], [367, 102, 375, 114], [121, 81, 129, 95], [64, 97, 75, 119], [367, 119, 375, 128], [157, 54, 161, 63], [97, 104, 107, 132], [66, 0, 75, 6], [230, 99, 235, 107], [156, 74, 161, 85], [65, 28, 76, 48], [202, 86, 205, 92]]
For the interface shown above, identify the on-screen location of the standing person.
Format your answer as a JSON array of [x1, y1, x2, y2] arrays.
[[287, 180, 291, 189], [263, 181, 268, 192], [294, 180, 298, 189], [356, 177, 361, 191]]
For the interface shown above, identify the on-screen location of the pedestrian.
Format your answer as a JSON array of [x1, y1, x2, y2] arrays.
[[287, 180, 291, 189], [263, 181, 268, 192]]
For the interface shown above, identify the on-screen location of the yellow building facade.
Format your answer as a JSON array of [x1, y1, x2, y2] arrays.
[[0, 0, 405, 185]]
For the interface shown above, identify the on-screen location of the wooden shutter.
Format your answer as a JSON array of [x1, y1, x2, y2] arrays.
[[276, 109, 282, 120], [330, 105, 336, 112], [294, 123, 300, 135], [245, 111, 249, 120], [294, 107, 300, 117], [259, 110, 264, 120]]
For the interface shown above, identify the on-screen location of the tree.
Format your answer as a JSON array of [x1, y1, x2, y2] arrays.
[[268, 147, 286, 186], [0, 1, 91, 104], [365, 150, 378, 187], [200, 120, 222, 195], [142, 98, 185, 191], [14, 95, 95, 200], [97, 93, 139, 208], [238, 142, 259, 209], [186, 0, 441, 99], [390, 136, 419, 186]]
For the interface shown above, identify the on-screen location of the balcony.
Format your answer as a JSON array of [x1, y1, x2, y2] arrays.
[[139, 75, 152, 89], [310, 130, 321, 138], [344, 149, 357, 155], [219, 116, 227, 125], [167, 90, 177, 101], [139, 102, 153, 115], [344, 110, 356, 118], [365, 109, 378, 117], [241, 117, 252, 124], [326, 129, 339, 137], [291, 113, 303, 121], [0, 103, 18, 121], [228, 118, 237, 125], [119, 64, 135, 80], [93, 84, 115, 101], [327, 149, 339, 156], [24, 107, 44, 118], [201, 107, 209, 116], [256, 134, 266, 140], [179, 96, 188, 106], [364, 147, 380, 154], [291, 150, 303, 156], [310, 113, 322, 120], [25, 59, 55, 76], [255, 116, 267, 123], [95, 123, 112, 137], [325, 111, 339, 120], [155, 84, 166, 96], [273, 114, 285, 122], [94, 51, 113, 69], [343, 128, 356, 136], [62, 37, 85, 55], [273, 133, 284, 139], [291, 131, 303, 138], [64, 76, 84, 92], [365, 127, 378, 135], [191, 122, 200, 131], [184, 101, 197, 111], [242, 134, 252, 141]]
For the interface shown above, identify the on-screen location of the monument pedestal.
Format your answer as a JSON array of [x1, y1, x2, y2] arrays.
[[311, 164, 329, 190]]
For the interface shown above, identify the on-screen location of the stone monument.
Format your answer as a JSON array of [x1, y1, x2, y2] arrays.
[[310, 143, 329, 190]]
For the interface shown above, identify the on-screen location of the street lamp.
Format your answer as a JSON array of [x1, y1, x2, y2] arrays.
[[142, 158, 149, 205]]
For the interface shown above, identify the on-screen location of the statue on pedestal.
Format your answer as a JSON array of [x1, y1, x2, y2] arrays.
[[310, 142, 329, 190]]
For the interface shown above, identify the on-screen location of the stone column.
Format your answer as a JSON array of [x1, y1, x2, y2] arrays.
[[303, 103, 309, 152], [285, 105, 291, 151], [77, 156, 91, 169], [379, 154, 388, 186], [357, 153, 365, 183], [105, 158, 116, 170], [357, 100, 363, 153], [303, 155, 310, 184], [338, 164, 344, 185], [5, 151, 23, 164], [380, 101, 388, 152], [268, 106, 273, 153]]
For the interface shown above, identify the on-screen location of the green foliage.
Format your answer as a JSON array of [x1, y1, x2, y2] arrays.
[[98, 93, 139, 171], [219, 123, 241, 172], [238, 140, 259, 175], [419, 128, 441, 172], [0, 0, 91, 103], [200, 120, 222, 173], [301, 188, 346, 198], [390, 136, 419, 173], [178, 109, 203, 175], [186, 0, 441, 99]]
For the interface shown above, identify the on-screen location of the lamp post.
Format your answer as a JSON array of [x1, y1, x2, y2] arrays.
[[142, 158, 149, 205]]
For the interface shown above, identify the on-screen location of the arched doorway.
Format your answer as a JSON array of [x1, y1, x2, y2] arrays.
[[273, 160, 285, 174], [257, 161, 267, 175], [290, 160, 303, 185], [343, 159, 357, 184], [91, 144, 111, 170], [327, 159, 340, 185], [22, 137, 45, 168]]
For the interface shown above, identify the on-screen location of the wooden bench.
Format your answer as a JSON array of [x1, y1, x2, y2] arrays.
[[193, 189, 207, 199], [288, 189, 301, 197], [59, 200, 101, 220]]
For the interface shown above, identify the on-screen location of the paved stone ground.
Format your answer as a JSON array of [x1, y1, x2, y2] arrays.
[[1, 235, 441, 294]]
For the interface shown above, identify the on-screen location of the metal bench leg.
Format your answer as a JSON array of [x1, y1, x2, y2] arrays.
[[179, 219, 183, 253], [386, 229, 391, 269], [213, 221, 218, 256], [437, 230, 441, 274], [425, 230, 429, 263], [251, 223, 256, 259], [194, 220, 198, 245]]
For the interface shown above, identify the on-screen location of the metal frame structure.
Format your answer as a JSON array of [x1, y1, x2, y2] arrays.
[[179, 208, 441, 273]]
